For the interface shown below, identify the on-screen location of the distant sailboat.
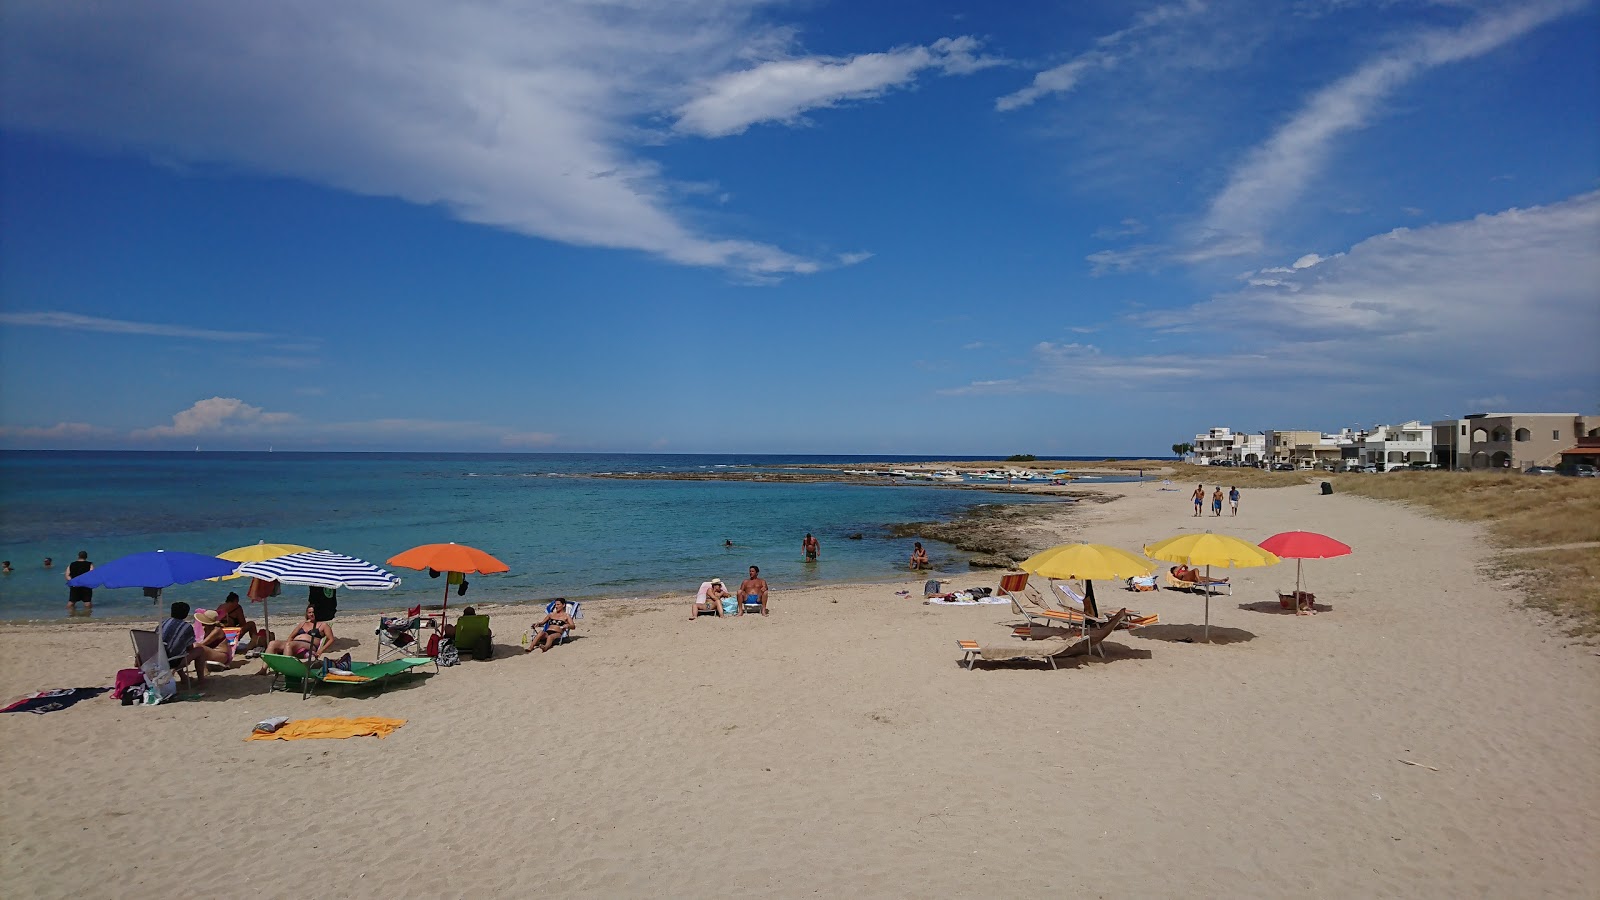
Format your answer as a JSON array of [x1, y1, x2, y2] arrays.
[[195, 445, 200, 452]]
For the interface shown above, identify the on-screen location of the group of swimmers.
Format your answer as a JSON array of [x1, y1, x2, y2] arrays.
[[1191, 485, 1241, 517]]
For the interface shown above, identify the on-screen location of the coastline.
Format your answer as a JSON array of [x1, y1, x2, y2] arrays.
[[2, 478, 1596, 897]]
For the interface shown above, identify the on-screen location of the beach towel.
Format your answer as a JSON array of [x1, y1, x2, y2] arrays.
[[925, 593, 1010, 606], [245, 716, 407, 741], [1, 687, 110, 715]]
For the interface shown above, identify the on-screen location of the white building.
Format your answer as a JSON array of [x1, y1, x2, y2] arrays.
[[1358, 420, 1431, 468], [1188, 427, 1266, 465]]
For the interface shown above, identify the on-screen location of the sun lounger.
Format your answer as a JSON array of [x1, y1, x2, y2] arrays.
[[958, 609, 1129, 670], [1001, 573, 1089, 632], [1165, 571, 1232, 595], [1055, 582, 1158, 628], [262, 653, 436, 700]]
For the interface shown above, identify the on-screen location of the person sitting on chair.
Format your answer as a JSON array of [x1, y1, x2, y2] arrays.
[[529, 599, 575, 652], [261, 604, 333, 664], [737, 565, 769, 616], [692, 578, 728, 619], [909, 542, 929, 570], [153, 601, 205, 687], [191, 609, 236, 671], [215, 592, 261, 649]]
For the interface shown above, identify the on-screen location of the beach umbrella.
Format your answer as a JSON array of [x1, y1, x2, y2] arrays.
[[1020, 542, 1154, 615], [68, 550, 240, 629], [68, 550, 240, 591], [1258, 531, 1352, 613], [386, 543, 509, 626], [1143, 531, 1281, 642], [236, 550, 401, 590], [215, 541, 315, 635]]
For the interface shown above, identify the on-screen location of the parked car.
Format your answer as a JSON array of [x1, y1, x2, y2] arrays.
[[1271, 462, 1294, 471], [1574, 464, 1597, 478], [1524, 466, 1560, 476]]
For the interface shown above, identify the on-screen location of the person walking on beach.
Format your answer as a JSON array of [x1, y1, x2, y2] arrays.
[[1211, 486, 1224, 517], [803, 533, 819, 561], [1228, 486, 1240, 516], [1192, 484, 1204, 517], [66, 550, 93, 616], [738, 566, 769, 616]]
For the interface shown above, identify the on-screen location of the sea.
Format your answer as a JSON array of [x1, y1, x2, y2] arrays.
[[0, 451, 1140, 622]]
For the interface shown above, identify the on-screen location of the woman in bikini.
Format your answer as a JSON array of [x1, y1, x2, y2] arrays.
[[909, 542, 929, 570], [261, 604, 333, 664]]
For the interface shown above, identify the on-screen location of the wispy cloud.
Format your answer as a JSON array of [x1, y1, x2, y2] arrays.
[[954, 190, 1600, 394], [996, 0, 1207, 112], [0, 422, 111, 441], [0, 311, 272, 342], [674, 36, 1001, 138], [0, 1, 849, 277], [1192, 0, 1580, 257], [132, 397, 296, 439]]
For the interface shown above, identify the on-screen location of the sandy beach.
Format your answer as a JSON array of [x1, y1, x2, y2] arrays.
[[2, 479, 1596, 898]]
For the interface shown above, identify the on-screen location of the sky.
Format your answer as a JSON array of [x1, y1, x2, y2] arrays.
[[1, 0, 1597, 455]]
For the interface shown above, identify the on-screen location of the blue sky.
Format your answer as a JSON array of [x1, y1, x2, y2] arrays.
[[2, 0, 1596, 455]]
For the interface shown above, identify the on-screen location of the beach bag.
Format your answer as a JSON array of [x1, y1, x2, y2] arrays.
[[114, 668, 144, 699], [436, 640, 460, 667], [720, 595, 738, 616]]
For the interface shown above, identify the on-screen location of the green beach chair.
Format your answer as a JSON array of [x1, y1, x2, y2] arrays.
[[451, 615, 493, 660], [262, 653, 436, 700]]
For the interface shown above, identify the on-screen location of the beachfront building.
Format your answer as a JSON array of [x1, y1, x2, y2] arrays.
[[1189, 427, 1266, 465], [1266, 430, 1345, 468], [1432, 412, 1600, 470], [1357, 420, 1431, 469]]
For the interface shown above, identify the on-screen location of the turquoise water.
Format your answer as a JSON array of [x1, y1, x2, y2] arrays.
[[0, 451, 1127, 621]]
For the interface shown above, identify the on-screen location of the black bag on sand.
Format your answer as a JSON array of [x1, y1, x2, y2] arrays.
[[1321, 481, 1333, 495]]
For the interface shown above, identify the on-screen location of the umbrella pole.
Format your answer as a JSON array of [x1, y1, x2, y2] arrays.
[[441, 579, 451, 630], [1204, 565, 1212, 643]]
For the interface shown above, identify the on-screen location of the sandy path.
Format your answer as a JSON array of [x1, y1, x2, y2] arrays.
[[1, 480, 1595, 898]]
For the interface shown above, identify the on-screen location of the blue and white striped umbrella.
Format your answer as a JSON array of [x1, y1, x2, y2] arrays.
[[235, 550, 400, 590]]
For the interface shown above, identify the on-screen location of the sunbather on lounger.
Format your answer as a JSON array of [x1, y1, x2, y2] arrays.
[[529, 599, 575, 652], [692, 579, 728, 619], [260, 605, 333, 668], [192, 609, 235, 669], [216, 592, 260, 647], [1172, 565, 1229, 587]]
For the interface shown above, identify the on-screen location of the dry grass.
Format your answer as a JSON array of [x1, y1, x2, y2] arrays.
[[1336, 472, 1600, 635]]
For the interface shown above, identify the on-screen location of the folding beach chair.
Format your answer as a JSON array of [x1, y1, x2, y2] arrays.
[[452, 614, 493, 660], [958, 610, 1129, 670], [130, 629, 183, 702], [375, 605, 437, 663], [262, 653, 436, 700], [538, 599, 581, 645], [1055, 582, 1159, 630], [1001, 573, 1089, 635]]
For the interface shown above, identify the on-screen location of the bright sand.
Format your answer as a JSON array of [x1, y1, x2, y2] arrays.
[[1, 480, 1596, 898]]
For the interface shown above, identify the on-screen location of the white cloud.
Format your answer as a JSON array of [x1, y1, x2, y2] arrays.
[[132, 397, 296, 439], [1194, 0, 1580, 255], [673, 36, 1000, 138], [954, 190, 1600, 394], [0, 1, 844, 277], [996, 0, 1207, 112], [0, 311, 272, 342]]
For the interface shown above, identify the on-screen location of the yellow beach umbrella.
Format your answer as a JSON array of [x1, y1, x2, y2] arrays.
[[1142, 531, 1280, 642], [1021, 543, 1155, 580], [1020, 542, 1155, 628], [215, 541, 314, 636]]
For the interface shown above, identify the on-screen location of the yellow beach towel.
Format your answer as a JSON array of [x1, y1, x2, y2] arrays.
[[246, 716, 406, 741]]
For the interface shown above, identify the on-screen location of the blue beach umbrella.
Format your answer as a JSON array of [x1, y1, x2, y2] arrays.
[[68, 550, 240, 590]]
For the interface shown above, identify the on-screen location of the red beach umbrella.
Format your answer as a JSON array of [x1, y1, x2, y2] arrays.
[[387, 543, 509, 626], [1257, 531, 1352, 607]]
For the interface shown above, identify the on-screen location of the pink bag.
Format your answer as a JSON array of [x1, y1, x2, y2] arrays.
[[114, 668, 144, 698]]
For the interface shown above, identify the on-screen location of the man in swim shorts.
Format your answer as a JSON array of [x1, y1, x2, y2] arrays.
[[1211, 486, 1224, 516], [1192, 484, 1204, 517], [738, 565, 769, 616], [802, 533, 819, 560], [66, 550, 94, 615]]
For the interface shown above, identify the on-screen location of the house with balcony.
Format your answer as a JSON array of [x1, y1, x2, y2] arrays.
[[1359, 421, 1431, 468], [1432, 413, 1600, 470], [1188, 427, 1266, 465], [1266, 430, 1345, 468]]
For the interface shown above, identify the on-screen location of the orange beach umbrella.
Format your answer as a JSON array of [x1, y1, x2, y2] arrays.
[[387, 543, 509, 625]]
